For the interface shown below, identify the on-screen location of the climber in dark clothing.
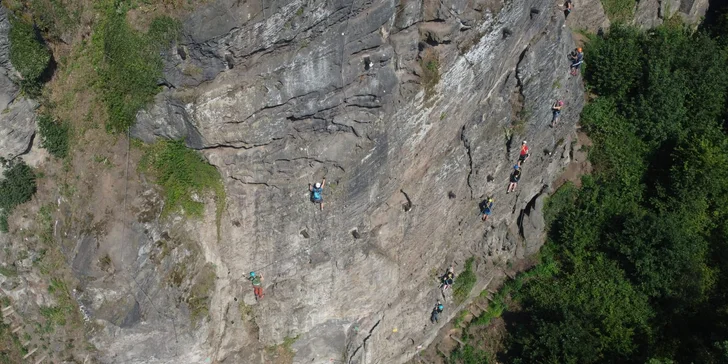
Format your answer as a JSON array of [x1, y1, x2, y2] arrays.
[[508, 165, 522, 193], [431, 301, 444, 323], [309, 177, 326, 210], [481, 198, 494, 222], [569, 47, 584, 75], [551, 100, 564, 127], [440, 266, 455, 290], [563, 0, 573, 21]]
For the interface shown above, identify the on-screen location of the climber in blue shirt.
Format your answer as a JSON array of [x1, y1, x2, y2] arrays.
[[309, 177, 326, 210], [431, 301, 444, 323], [569, 47, 583, 75], [481, 198, 494, 222]]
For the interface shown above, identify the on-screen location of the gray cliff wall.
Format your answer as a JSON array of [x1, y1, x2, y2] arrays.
[[130, 0, 584, 362], [635, 0, 710, 29], [127, 0, 586, 362]]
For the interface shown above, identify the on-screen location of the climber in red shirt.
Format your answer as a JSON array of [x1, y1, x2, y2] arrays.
[[518, 141, 529, 166]]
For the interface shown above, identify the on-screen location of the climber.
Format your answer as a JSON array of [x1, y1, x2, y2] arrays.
[[430, 301, 444, 323], [551, 100, 564, 127], [309, 177, 326, 211], [481, 198, 494, 222], [518, 140, 530, 166], [562, 0, 573, 22], [440, 266, 455, 290], [569, 47, 583, 75], [507, 165, 521, 194], [248, 271, 264, 300]]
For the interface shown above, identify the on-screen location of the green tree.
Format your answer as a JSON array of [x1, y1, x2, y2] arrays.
[[510, 255, 652, 363]]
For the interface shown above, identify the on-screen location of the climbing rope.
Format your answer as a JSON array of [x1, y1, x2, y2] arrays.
[[118, 129, 181, 351]]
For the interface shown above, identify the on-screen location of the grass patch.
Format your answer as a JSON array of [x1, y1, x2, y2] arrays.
[[454, 310, 469, 328], [513, 107, 530, 135], [40, 305, 67, 327], [474, 256, 558, 327], [37, 113, 70, 159], [187, 262, 216, 324], [239, 301, 253, 320], [0, 265, 17, 277], [600, 0, 635, 22], [36, 204, 54, 246], [0, 161, 37, 232], [283, 335, 300, 349], [265, 334, 300, 362], [27, 0, 80, 39], [8, 15, 51, 96], [139, 140, 225, 219], [40, 277, 78, 332], [419, 47, 440, 101], [449, 336, 491, 364], [92, 5, 180, 133], [98, 254, 112, 272], [0, 313, 25, 364], [452, 257, 477, 304]]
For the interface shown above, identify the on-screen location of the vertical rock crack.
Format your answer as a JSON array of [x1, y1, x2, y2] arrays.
[[460, 125, 474, 199]]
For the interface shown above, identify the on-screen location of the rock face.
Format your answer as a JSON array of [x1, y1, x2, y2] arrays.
[[0, 6, 37, 161], [634, 0, 710, 28], [566, 0, 610, 33], [0, 97, 38, 159], [126, 0, 586, 362]]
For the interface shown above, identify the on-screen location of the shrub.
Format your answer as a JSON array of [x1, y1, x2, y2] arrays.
[[37, 114, 70, 159], [419, 48, 440, 101], [8, 17, 51, 95], [139, 140, 224, 217], [450, 342, 491, 364], [0, 161, 37, 232], [452, 257, 477, 304], [543, 182, 577, 227], [93, 10, 180, 133], [187, 263, 216, 324]]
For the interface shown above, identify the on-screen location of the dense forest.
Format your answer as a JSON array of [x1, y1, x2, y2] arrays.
[[502, 9, 728, 364]]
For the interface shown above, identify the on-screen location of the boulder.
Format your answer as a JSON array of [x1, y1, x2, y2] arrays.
[[130, 92, 204, 148], [520, 194, 546, 256], [0, 6, 19, 111], [566, 0, 610, 33], [0, 97, 38, 160]]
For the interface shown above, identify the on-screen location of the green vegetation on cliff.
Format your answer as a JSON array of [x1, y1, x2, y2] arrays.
[[8, 16, 51, 95], [139, 140, 224, 218], [93, 5, 179, 133], [37, 114, 70, 159], [0, 161, 37, 232]]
